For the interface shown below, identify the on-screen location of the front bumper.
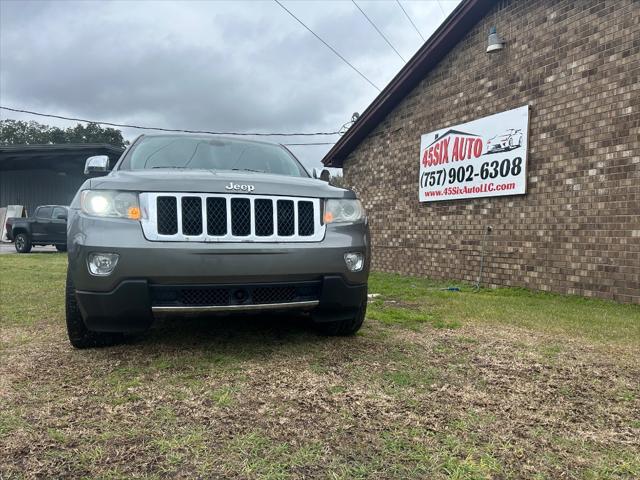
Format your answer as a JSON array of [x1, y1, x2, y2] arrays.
[[68, 213, 370, 332], [75, 275, 367, 332]]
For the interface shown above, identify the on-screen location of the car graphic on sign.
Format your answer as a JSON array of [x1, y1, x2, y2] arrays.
[[485, 128, 523, 154]]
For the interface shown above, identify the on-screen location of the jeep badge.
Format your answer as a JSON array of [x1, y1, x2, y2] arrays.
[[225, 182, 255, 193]]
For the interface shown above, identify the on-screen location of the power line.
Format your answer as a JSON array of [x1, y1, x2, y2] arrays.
[[273, 0, 381, 92], [437, 0, 447, 18], [396, 0, 425, 42], [352, 0, 406, 63], [0, 106, 342, 137]]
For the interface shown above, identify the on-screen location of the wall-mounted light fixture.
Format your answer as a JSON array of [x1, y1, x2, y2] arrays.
[[486, 26, 505, 53]]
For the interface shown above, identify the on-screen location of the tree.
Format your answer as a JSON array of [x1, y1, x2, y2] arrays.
[[329, 174, 349, 189], [0, 119, 127, 148]]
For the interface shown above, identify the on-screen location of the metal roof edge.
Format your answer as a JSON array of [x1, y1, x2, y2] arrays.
[[0, 143, 125, 154], [322, 0, 498, 167]]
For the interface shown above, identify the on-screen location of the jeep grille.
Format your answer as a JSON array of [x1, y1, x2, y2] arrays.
[[140, 193, 325, 243]]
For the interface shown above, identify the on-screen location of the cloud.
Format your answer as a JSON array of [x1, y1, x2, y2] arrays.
[[0, 0, 459, 168]]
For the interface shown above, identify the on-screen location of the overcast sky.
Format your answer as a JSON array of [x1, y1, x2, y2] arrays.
[[0, 0, 460, 171]]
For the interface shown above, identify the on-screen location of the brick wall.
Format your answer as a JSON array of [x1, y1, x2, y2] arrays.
[[343, 0, 640, 304]]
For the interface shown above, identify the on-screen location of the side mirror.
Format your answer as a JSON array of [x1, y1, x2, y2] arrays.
[[56, 213, 68, 220], [84, 155, 109, 175]]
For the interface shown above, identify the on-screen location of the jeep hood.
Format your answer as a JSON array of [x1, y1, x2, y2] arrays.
[[89, 170, 355, 199]]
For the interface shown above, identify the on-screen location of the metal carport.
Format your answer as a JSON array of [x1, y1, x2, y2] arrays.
[[0, 144, 124, 215]]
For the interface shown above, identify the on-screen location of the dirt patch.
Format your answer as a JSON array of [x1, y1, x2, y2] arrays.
[[2, 260, 639, 478], [1, 315, 638, 479]]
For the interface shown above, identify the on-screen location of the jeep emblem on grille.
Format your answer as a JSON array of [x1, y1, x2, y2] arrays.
[[225, 182, 255, 193]]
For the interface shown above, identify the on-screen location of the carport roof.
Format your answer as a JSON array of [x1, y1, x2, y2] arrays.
[[0, 144, 125, 172]]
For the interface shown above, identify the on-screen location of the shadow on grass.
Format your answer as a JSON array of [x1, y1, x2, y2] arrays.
[[124, 311, 335, 358]]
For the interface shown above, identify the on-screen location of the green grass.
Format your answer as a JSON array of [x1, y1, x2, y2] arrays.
[[0, 409, 28, 439], [0, 253, 66, 326], [369, 272, 640, 344], [47, 427, 68, 443], [383, 366, 440, 390], [376, 428, 504, 479], [1, 254, 639, 479], [225, 431, 324, 479], [209, 385, 235, 406], [366, 300, 461, 330]]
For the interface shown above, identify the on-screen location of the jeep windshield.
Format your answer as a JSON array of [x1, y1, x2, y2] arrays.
[[119, 135, 309, 177]]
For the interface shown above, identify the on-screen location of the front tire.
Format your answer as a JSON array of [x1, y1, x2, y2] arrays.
[[65, 269, 123, 349], [14, 233, 32, 253], [315, 293, 367, 336], [55, 244, 67, 252]]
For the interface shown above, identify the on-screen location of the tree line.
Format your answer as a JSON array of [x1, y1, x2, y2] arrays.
[[0, 119, 127, 148], [0, 119, 351, 186]]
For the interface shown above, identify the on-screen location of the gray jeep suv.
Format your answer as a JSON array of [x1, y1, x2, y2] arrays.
[[66, 134, 370, 348]]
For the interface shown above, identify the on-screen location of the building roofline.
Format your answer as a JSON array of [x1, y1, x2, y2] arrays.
[[322, 0, 497, 167], [424, 129, 479, 148], [0, 143, 124, 154]]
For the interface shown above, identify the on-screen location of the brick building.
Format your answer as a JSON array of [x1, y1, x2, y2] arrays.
[[323, 0, 639, 304]]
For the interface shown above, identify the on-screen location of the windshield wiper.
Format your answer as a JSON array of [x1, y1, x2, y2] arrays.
[[231, 168, 265, 173], [151, 166, 188, 169]]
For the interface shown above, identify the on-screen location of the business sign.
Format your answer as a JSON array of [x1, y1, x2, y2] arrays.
[[419, 105, 529, 202]]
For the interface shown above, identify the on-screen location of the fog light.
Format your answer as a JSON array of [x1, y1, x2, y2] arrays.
[[344, 252, 364, 272], [87, 253, 119, 276]]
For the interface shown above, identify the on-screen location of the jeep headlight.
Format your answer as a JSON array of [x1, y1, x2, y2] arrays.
[[323, 199, 364, 224], [81, 190, 142, 220]]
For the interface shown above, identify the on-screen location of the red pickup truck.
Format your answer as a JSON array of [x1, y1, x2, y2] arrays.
[[5, 205, 68, 253]]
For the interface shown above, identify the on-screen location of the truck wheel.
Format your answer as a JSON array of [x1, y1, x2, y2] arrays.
[[14, 233, 32, 253], [315, 295, 367, 336], [56, 244, 67, 252], [65, 269, 123, 349]]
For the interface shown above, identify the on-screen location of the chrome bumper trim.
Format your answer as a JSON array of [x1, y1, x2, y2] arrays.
[[152, 300, 319, 313]]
